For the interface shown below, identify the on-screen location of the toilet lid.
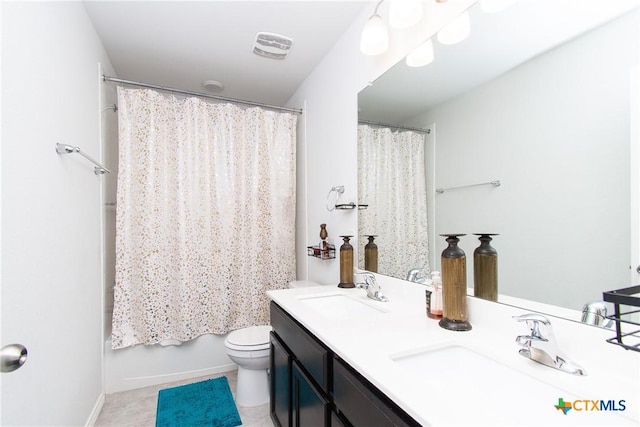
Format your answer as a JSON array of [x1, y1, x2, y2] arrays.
[[226, 325, 272, 347]]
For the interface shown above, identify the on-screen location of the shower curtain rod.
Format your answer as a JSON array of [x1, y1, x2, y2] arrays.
[[359, 119, 431, 134], [102, 75, 303, 115]]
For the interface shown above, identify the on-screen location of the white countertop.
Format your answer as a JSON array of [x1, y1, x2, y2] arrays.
[[268, 275, 640, 426]]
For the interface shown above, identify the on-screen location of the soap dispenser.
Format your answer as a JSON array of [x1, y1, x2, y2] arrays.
[[428, 271, 443, 319]]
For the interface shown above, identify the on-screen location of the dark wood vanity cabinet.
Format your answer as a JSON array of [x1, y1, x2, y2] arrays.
[[291, 360, 330, 426], [270, 332, 292, 427], [332, 357, 421, 427], [270, 302, 330, 427], [269, 301, 420, 427]]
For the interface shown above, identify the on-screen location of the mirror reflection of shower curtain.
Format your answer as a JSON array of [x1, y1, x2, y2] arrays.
[[112, 87, 297, 349], [358, 125, 430, 279]]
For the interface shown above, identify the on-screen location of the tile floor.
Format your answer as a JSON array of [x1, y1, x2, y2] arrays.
[[95, 370, 273, 427]]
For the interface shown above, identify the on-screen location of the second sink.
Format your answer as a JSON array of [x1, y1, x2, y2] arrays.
[[389, 343, 634, 426], [298, 292, 388, 320]]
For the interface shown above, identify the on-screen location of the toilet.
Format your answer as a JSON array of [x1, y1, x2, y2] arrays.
[[224, 280, 322, 407], [224, 325, 272, 407]]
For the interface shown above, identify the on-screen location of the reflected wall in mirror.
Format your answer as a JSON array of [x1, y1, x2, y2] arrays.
[[357, 0, 640, 312], [357, 125, 431, 280]]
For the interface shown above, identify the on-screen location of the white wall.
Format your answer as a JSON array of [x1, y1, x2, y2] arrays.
[[409, 10, 638, 309], [287, 0, 476, 285], [1, 2, 114, 425]]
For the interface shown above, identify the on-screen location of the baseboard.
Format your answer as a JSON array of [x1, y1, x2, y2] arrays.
[[85, 393, 105, 426], [105, 333, 236, 394], [108, 364, 238, 393]]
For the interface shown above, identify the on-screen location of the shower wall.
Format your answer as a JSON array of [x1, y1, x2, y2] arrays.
[[102, 80, 118, 339]]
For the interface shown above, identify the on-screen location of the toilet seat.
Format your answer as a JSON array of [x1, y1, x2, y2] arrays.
[[225, 325, 271, 351]]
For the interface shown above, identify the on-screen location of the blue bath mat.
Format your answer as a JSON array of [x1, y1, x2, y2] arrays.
[[156, 376, 242, 427]]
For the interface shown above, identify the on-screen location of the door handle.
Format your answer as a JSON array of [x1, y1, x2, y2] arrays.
[[1, 344, 28, 373]]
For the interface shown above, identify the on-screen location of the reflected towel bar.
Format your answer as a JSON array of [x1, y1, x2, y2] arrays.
[[436, 180, 501, 194], [56, 143, 110, 175]]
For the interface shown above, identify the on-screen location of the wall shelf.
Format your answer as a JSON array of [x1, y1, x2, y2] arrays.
[[603, 285, 640, 352], [307, 244, 335, 260], [335, 203, 356, 210]]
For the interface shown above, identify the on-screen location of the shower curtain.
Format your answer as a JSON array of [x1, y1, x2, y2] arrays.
[[358, 125, 430, 280], [111, 87, 297, 349]]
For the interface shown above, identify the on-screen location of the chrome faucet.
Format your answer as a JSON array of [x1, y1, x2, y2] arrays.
[[406, 268, 429, 284], [581, 301, 614, 328], [356, 272, 389, 302], [514, 313, 586, 376]]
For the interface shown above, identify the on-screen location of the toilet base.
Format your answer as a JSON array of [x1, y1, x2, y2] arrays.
[[235, 366, 269, 407]]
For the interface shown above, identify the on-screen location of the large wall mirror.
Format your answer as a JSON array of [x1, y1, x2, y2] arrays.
[[357, 0, 640, 313]]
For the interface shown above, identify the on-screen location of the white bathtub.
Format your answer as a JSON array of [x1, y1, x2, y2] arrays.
[[104, 333, 236, 393]]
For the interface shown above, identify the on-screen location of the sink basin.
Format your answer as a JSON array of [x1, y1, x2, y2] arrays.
[[390, 344, 634, 426], [298, 293, 387, 320], [391, 344, 545, 388]]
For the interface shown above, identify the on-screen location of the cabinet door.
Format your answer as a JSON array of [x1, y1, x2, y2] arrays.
[[271, 332, 291, 427], [271, 302, 330, 392], [333, 358, 420, 427], [291, 361, 329, 427]]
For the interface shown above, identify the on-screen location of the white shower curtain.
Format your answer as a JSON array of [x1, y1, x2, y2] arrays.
[[111, 87, 297, 349], [358, 125, 430, 280]]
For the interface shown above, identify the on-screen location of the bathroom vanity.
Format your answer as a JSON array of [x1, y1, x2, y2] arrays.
[[270, 301, 419, 426], [267, 275, 640, 426]]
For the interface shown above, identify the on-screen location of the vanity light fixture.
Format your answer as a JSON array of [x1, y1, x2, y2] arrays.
[[360, 0, 389, 55], [480, 0, 518, 14], [437, 10, 471, 45], [406, 38, 434, 67], [389, 0, 423, 29]]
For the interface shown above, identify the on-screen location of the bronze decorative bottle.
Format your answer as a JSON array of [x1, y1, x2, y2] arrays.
[[319, 224, 329, 258], [439, 234, 472, 331], [338, 235, 355, 288], [364, 235, 378, 273], [473, 234, 498, 302]]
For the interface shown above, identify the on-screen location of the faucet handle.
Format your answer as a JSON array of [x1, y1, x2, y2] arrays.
[[355, 273, 389, 302], [513, 313, 551, 324], [513, 313, 551, 338], [356, 272, 376, 286]]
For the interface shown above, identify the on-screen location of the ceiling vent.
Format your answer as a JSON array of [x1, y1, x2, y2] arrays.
[[202, 80, 224, 93], [253, 32, 294, 60]]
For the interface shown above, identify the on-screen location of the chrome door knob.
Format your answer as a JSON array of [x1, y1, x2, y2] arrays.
[[1, 344, 28, 373]]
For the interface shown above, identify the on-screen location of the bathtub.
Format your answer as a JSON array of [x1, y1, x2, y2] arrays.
[[104, 333, 236, 393]]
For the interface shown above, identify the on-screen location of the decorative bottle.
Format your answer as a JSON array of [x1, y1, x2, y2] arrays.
[[364, 235, 378, 273], [473, 234, 498, 302], [338, 235, 355, 288], [320, 224, 329, 258], [439, 234, 472, 331]]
